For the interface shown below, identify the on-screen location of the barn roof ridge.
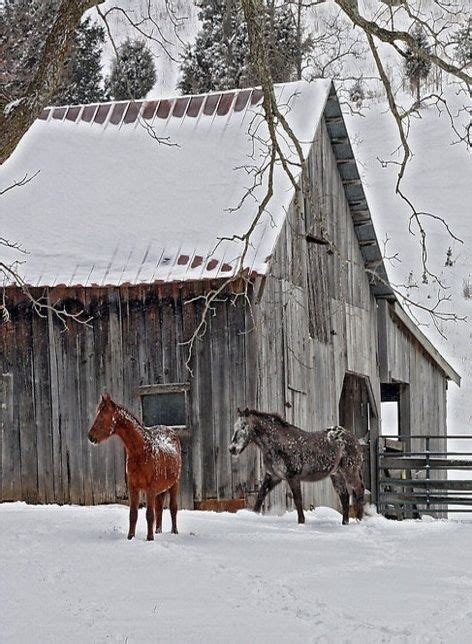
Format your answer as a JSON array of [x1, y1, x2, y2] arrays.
[[4, 79, 333, 289], [5, 79, 395, 303], [6, 80, 395, 298], [38, 85, 267, 127]]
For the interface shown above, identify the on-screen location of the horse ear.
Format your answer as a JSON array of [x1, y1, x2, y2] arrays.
[[243, 407, 250, 416], [237, 407, 242, 416], [101, 392, 111, 403]]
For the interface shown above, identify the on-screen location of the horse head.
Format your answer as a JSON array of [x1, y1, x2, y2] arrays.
[[229, 407, 253, 456], [88, 393, 117, 444]]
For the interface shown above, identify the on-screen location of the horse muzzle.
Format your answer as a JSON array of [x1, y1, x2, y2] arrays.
[[88, 435, 98, 445]]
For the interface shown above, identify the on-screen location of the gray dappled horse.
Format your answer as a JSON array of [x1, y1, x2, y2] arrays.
[[229, 408, 365, 525]]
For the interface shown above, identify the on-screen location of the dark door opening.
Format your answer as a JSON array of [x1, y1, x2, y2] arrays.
[[338, 373, 377, 495]]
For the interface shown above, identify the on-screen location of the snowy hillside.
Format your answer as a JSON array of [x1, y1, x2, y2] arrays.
[[3, 502, 472, 643]]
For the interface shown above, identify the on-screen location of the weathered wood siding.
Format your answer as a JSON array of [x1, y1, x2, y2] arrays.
[[0, 120, 451, 514], [378, 300, 448, 440], [377, 299, 448, 509], [0, 282, 258, 507], [254, 118, 382, 512]]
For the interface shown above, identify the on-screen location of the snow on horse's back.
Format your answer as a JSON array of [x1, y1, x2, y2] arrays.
[[229, 408, 365, 525], [88, 394, 181, 540]]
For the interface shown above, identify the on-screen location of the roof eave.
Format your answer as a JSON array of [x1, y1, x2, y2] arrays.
[[323, 85, 396, 301], [391, 302, 461, 386], [323, 86, 459, 385]]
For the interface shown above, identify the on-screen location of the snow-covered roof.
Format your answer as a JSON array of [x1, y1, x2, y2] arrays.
[[2, 80, 335, 287]]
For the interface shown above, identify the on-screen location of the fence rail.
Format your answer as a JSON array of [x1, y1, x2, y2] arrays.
[[377, 435, 472, 518]]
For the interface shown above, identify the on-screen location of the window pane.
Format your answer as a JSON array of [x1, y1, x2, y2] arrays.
[[142, 392, 186, 426]]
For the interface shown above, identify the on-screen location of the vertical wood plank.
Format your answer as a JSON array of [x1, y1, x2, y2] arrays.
[[16, 301, 38, 503], [32, 310, 54, 503], [179, 285, 196, 510], [210, 299, 232, 499]]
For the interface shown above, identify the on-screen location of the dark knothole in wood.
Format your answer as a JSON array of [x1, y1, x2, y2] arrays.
[[306, 233, 329, 246]]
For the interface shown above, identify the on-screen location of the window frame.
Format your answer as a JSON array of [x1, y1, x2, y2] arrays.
[[138, 382, 190, 430]]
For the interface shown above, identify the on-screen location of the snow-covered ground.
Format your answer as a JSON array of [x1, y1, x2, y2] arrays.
[[2, 503, 472, 643]]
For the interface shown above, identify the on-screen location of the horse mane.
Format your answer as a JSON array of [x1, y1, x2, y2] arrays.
[[113, 401, 143, 429], [246, 409, 291, 427]]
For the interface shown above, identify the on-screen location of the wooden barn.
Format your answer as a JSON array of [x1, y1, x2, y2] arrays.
[[1, 80, 460, 513]]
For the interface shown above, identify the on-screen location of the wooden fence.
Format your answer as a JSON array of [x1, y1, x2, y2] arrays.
[[378, 435, 472, 518]]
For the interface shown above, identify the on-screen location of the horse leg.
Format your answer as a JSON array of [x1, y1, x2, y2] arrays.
[[352, 474, 365, 521], [128, 486, 140, 540], [145, 489, 156, 541], [287, 477, 305, 524], [330, 473, 350, 525], [343, 468, 365, 521], [155, 492, 165, 534], [254, 472, 282, 513], [169, 481, 179, 534]]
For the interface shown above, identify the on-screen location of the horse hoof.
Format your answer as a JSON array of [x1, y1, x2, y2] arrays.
[[127, 534, 134, 540], [172, 529, 178, 534], [147, 536, 154, 541]]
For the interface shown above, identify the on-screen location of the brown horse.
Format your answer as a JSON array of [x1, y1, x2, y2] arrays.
[[229, 408, 364, 525], [88, 394, 181, 541]]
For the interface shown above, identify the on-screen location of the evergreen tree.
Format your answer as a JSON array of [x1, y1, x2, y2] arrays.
[[178, 0, 308, 94], [1, 1, 106, 105], [349, 79, 365, 109], [404, 24, 432, 104], [261, 2, 306, 85], [52, 18, 107, 105], [107, 39, 157, 101], [178, 1, 247, 94], [454, 18, 472, 69], [1, 0, 58, 101]]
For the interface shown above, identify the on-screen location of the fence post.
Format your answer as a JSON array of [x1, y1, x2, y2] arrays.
[[425, 436, 431, 512]]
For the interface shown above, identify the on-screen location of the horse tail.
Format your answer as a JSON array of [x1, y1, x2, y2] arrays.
[[327, 426, 365, 520], [327, 426, 362, 460]]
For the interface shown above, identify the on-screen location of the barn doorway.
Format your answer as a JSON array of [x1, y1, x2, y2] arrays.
[[338, 373, 377, 495]]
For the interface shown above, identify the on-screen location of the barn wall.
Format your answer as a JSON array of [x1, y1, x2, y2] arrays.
[[255, 118, 382, 513], [0, 282, 259, 507], [377, 300, 449, 506], [378, 300, 448, 440], [0, 123, 451, 514]]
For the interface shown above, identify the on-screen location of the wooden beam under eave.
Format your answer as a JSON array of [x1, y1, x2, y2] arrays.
[[391, 302, 461, 386]]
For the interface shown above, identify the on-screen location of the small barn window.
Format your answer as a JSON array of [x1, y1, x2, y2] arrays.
[[139, 383, 189, 428], [380, 383, 410, 440]]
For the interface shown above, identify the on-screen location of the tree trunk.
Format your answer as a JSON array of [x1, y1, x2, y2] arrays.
[[296, 0, 303, 81], [0, 0, 103, 165]]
